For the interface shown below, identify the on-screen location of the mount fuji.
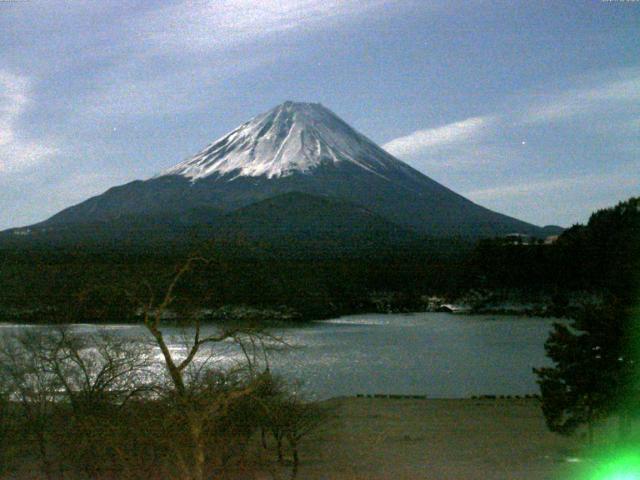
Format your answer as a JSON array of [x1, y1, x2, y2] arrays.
[[20, 102, 560, 242]]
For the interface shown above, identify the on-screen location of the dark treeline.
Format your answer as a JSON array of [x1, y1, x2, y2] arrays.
[[0, 196, 637, 323], [533, 198, 640, 446], [471, 196, 639, 302], [0, 237, 474, 322]]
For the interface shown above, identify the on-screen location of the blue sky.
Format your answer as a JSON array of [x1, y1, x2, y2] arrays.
[[1, 0, 638, 230]]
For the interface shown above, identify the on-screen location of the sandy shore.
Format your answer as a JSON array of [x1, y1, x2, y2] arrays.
[[292, 397, 583, 480]]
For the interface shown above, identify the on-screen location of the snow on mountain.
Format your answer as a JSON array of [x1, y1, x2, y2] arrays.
[[160, 101, 404, 181], [28, 100, 555, 239]]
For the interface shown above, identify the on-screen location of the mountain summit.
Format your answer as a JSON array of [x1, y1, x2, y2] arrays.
[[28, 102, 559, 239], [160, 101, 407, 181]]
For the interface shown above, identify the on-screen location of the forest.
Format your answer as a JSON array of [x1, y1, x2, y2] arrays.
[[0, 196, 637, 324]]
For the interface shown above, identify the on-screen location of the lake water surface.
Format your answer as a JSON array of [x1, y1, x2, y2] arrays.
[[0, 313, 557, 400]]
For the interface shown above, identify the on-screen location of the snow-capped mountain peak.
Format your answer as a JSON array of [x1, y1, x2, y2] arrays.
[[160, 101, 401, 181], [37, 101, 549, 238]]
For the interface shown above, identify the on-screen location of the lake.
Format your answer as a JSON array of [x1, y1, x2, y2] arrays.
[[0, 312, 557, 400]]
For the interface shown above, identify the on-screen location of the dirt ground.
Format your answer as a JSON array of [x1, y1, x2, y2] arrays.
[[292, 397, 584, 480]]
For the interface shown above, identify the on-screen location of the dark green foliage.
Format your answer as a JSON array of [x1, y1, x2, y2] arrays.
[[468, 197, 640, 301], [0, 234, 473, 323], [533, 198, 640, 440], [0, 196, 637, 323], [534, 302, 637, 439], [557, 197, 640, 301]]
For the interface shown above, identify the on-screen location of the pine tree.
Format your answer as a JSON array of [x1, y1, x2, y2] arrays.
[[534, 302, 638, 443]]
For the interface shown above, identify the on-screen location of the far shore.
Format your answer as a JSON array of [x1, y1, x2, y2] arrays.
[[0, 307, 565, 326]]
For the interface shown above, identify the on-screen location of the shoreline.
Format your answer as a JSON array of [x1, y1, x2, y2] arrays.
[[0, 308, 564, 326]]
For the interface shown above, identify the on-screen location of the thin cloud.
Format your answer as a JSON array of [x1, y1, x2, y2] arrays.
[[382, 116, 495, 158], [132, 0, 399, 56], [81, 1, 404, 121], [521, 71, 640, 125], [584, 75, 640, 102], [466, 172, 639, 201], [0, 70, 58, 173], [0, 71, 30, 146], [83, 58, 272, 120], [382, 69, 640, 162]]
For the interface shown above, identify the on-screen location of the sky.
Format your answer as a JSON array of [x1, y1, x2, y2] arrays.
[[0, 0, 638, 230]]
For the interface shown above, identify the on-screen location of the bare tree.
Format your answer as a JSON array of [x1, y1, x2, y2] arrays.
[[0, 330, 63, 480], [0, 366, 18, 477], [0, 256, 320, 480], [0, 327, 156, 479], [43, 328, 154, 411], [282, 396, 324, 479], [136, 257, 278, 480], [48, 328, 155, 479]]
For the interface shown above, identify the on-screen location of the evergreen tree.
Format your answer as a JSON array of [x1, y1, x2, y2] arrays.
[[534, 301, 638, 443]]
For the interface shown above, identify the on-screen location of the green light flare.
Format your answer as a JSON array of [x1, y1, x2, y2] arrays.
[[583, 450, 640, 480]]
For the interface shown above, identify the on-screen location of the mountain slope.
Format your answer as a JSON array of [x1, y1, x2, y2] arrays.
[[217, 191, 416, 244], [28, 101, 556, 239]]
